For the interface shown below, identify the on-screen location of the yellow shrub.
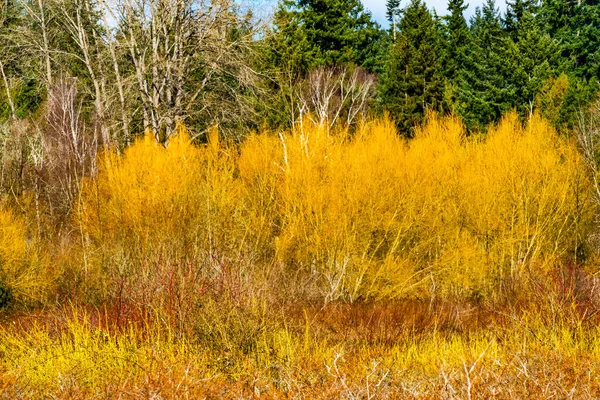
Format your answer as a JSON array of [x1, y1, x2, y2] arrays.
[[78, 127, 243, 256], [237, 113, 590, 300], [77, 114, 592, 302], [0, 209, 51, 305]]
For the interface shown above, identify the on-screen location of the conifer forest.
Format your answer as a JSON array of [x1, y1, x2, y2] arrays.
[[2, 0, 600, 397]]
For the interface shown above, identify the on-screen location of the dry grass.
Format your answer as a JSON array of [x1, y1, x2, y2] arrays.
[[3, 302, 600, 398]]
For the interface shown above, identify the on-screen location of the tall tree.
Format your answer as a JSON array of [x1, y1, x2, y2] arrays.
[[457, 0, 515, 129], [510, 10, 563, 116], [441, 0, 471, 112], [0, 0, 20, 120], [0, 0, 42, 121], [503, 0, 538, 38], [386, 0, 402, 40], [269, 0, 314, 76], [570, 2, 600, 82], [536, 0, 599, 128], [443, 0, 470, 77], [271, 0, 384, 73], [379, 0, 445, 136], [538, 0, 600, 81]]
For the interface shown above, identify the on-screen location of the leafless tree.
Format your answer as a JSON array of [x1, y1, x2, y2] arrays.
[[19, 0, 54, 86], [98, 0, 130, 144], [114, 0, 266, 143], [6, 0, 267, 147], [53, 0, 111, 145], [577, 101, 600, 205], [296, 66, 376, 131], [36, 79, 97, 219]]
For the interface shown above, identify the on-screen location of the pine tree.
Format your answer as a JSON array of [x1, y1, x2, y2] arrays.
[[386, 0, 402, 40], [537, 0, 600, 128], [379, 0, 445, 137], [510, 11, 563, 116], [504, 0, 538, 38], [538, 0, 600, 81], [441, 0, 471, 113], [458, 0, 515, 130], [570, 2, 600, 82], [271, 0, 384, 74], [269, 0, 314, 75], [444, 0, 470, 76], [0, 0, 42, 121]]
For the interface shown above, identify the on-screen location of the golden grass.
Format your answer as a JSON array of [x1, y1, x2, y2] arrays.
[[3, 304, 600, 398]]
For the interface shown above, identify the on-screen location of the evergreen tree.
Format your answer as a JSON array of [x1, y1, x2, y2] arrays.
[[458, 0, 515, 129], [269, 0, 314, 75], [379, 0, 445, 136], [443, 0, 470, 77], [537, 0, 600, 128], [271, 0, 384, 74], [441, 0, 471, 112], [570, 2, 600, 82], [265, 0, 385, 129], [503, 0, 538, 38], [539, 0, 600, 81], [0, 0, 42, 121], [386, 0, 402, 40], [510, 11, 563, 116]]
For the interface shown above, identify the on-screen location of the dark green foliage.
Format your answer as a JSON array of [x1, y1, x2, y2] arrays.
[[457, 0, 515, 129], [441, 0, 471, 112], [386, 0, 402, 22], [535, 0, 600, 127], [539, 0, 600, 81], [570, 3, 600, 82], [386, 0, 402, 39], [504, 0, 539, 38], [269, 0, 315, 76], [379, 0, 446, 136], [270, 0, 384, 73], [510, 11, 563, 117], [443, 0, 470, 78]]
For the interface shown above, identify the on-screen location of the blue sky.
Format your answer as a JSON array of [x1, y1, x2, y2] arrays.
[[361, 0, 507, 26]]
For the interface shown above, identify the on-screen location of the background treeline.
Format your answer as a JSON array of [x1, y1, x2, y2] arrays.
[[0, 0, 598, 240], [1, 0, 599, 144]]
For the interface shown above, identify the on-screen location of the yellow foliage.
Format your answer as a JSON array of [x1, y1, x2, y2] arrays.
[[0, 210, 27, 269], [0, 209, 51, 304], [0, 113, 597, 398], [78, 127, 243, 256], [4, 304, 600, 398], [536, 74, 569, 127], [77, 113, 592, 301]]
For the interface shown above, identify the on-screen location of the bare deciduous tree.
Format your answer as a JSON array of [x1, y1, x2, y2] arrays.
[[0, 0, 17, 120], [295, 66, 376, 131], [37, 79, 97, 218], [7, 0, 267, 146], [115, 0, 266, 143]]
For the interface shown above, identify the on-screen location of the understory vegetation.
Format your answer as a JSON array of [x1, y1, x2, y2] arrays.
[[2, 0, 600, 395], [2, 112, 600, 397]]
